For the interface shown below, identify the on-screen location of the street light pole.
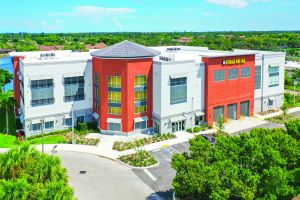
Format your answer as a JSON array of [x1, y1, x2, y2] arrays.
[[40, 118, 44, 154], [71, 104, 74, 144], [294, 80, 297, 107], [191, 97, 194, 134]]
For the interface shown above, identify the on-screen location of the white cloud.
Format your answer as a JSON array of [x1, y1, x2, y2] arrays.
[[50, 5, 135, 17], [206, 0, 272, 8]]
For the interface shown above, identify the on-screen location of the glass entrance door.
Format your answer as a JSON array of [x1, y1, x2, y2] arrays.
[[227, 104, 237, 120], [240, 101, 250, 117], [172, 120, 186, 133]]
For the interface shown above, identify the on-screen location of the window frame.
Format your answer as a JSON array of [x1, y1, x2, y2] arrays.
[[213, 70, 225, 82], [228, 68, 238, 80], [240, 67, 251, 78]]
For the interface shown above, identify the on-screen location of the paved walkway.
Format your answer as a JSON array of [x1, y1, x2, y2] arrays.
[[1, 107, 299, 160]]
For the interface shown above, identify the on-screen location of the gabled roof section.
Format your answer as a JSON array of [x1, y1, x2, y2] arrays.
[[90, 40, 161, 58]]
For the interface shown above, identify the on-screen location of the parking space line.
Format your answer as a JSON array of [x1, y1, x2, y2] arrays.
[[181, 142, 189, 148], [143, 169, 157, 181]]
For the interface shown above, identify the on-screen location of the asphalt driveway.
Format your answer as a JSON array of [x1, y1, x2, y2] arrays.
[[54, 151, 154, 200]]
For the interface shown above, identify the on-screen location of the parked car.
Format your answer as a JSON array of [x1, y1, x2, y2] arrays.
[[201, 134, 215, 144]]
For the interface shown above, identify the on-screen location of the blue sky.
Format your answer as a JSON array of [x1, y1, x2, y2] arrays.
[[0, 0, 299, 32]]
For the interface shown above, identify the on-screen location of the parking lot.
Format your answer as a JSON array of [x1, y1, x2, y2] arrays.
[[132, 142, 190, 200]]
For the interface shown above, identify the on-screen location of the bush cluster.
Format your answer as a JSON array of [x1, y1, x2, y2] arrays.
[[0, 145, 74, 200], [75, 122, 100, 136], [119, 150, 158, 167], [186, 124, 209, 133], [113, 133, 176, 151], [65, 133, 100, 146], [27, 129, 71, 140]]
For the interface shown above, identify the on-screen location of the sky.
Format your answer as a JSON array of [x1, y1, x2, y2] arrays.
[[0, 0, 299, 33]]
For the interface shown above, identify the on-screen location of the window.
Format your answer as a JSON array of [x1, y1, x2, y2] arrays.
[[255, 66, 262, 89], [135, 91, 146, 102], [135, 105, 147, 114], [195, 116, 204, 126], [108, 107, 121, 115], [108, 92, 121, 103], [94, 73, 100, 101], [170, 77, 187, 105], [214, 70, 225, 82], [64, 76, 85, 102], [64, 118, 72, 127], [108, 76, 121, 87], [228, 68, 238, 80], [269, 66, 279, 87], [135, 121, 147, 130], [44, 121, 54, 130], [171, 120, 185, 132], [76, 116, 85, 123], [108, 123, 121, 131], [241, 67, 251, 78], [95, 101, 100, 110], [213, 106, 224, 122], [32, 123, 42, 132], [94, 73, 99, 85], [268, 99, 274, 107], [31, 79, 54, 106], [95, 87, 99, 100], [134, 75, 146, 87], [240, 101, 250, 117], [153, 122, 160, 134]]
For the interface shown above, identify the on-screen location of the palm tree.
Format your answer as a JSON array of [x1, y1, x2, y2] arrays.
[[0, 90, 15, 135]]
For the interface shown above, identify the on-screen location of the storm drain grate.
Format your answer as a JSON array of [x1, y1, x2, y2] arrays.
[[79, 171, 87, 174]]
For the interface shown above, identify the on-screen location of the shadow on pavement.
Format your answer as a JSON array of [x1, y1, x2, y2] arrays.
[[147, 189, 173, 200]]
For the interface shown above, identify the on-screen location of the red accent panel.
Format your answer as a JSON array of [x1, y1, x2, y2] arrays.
[[203, 55, 255, 125], [92, 58, 153, 134], [12, 57, 23, 110]]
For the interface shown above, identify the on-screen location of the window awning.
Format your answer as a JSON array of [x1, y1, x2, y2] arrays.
[[269, 97, 275, 101], [107, 118, 122, 123], [170, 115, 186, 123], [195, 111, 205, 116], [64, 72, 84, 78], [31, 118, 42, 124], [64, 114, 71, 119], [92, 112, 99, 119], [44, 117, 55, 122], [134, 116, 148, 123], [169, 73, 188, 79]]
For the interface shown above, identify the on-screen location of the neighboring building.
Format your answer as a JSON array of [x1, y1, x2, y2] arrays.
[[10, 41, 286, 136], [234, 50, 286, 113], [10, 50, 93, 137]]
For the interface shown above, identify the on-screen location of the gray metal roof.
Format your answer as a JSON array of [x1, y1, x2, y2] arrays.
[[90, 40, 161, 58]]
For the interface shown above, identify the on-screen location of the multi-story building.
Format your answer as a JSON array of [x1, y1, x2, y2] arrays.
[[10, 41, 285, 137]]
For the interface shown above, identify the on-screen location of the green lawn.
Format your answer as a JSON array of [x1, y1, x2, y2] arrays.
[[28, 135, 66, 145], [0, 134, 18, 148], [0, 134, 66, 148]]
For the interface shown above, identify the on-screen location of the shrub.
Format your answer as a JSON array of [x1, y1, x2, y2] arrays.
[[285, 119, 300, 140], [27, 129, 71, 140], [119, 150, 158, 167], [113, 133, 176, 151]]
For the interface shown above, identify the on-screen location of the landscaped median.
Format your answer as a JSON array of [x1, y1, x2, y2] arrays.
[[266, 114, 297, 125], [119, 149, 158, 168], [112, 133, 176, 151]]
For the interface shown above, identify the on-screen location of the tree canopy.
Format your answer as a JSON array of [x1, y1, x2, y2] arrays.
[[0, 145, 74, 200], [0, 69, 13, 92], [172, 124, 300, 200]]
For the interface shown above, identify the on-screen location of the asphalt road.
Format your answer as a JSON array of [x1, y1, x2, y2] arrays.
[[54, 151, 155, 200]]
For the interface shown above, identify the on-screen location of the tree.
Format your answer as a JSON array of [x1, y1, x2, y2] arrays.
[[0, 144, 74, 200], [0, 90, 15, 134], [171, 128, 300, 200], [0, 69, 13, 92], [285, 119, 300, 140]]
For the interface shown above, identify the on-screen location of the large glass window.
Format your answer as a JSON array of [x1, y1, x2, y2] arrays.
[[213, 106, 224, 122], [76, 116, 85, 123], [108, 107, 121, 115], [170, 77, 187, 105], [135, 91, 146, 102], [64, 118, 72, 127], [240, 101, 250, 117], [228, 68, 238, 80], [32, 123, 42, 132], [135, 121, 147, 130], [31, 79, 54, 106], [64, 76, 85, 102], [241, 67, 251, 78], [255, 66, 262, 89], [135, 105, 147, 114], [108, 76, 121, 87], [269, 66, 279, 87], [108, 91, 121, 103], [214, 70, 225, 82], [134, 75, 146, 86], [44, 121, 54, 130], [108, 123, 121, 131]]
